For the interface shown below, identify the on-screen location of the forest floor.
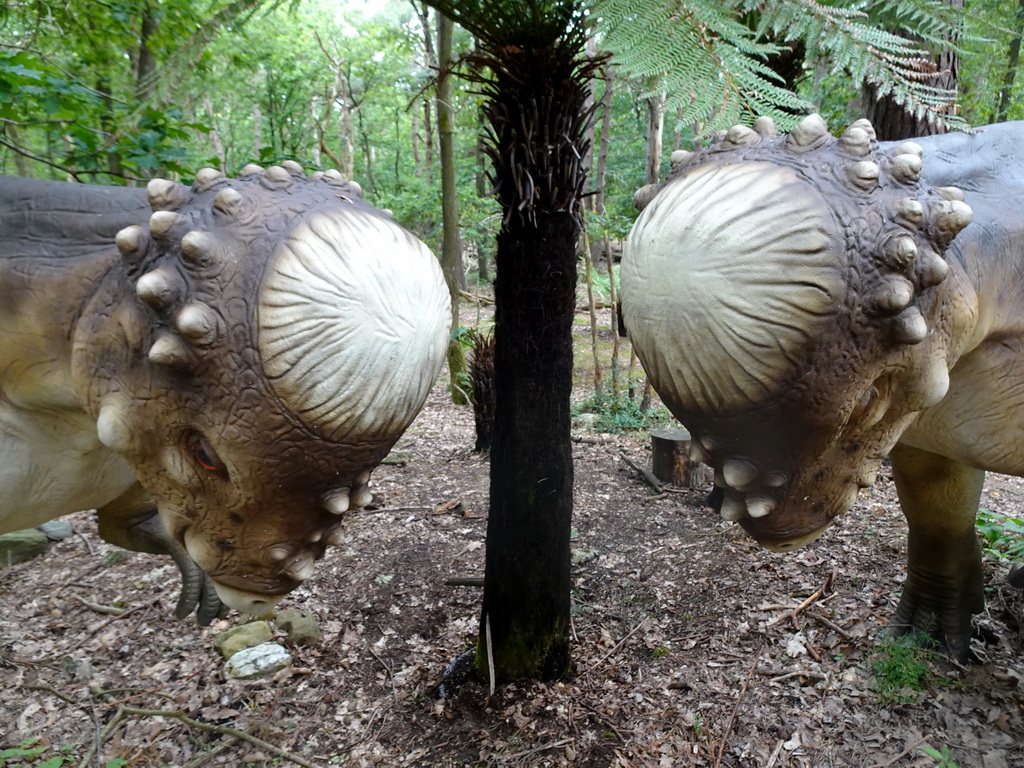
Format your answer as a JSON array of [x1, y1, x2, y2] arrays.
[[2, 304, 1024, 768]]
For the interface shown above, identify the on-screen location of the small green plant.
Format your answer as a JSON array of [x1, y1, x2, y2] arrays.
[[976, 508, 1024, 561], [574, 389, 672, 433], [103, 549, 131, 566], [1, 741, 48, 766], [919, 744, 959, 767], [0, 742, 127, 768], [690, 713, 705, 738], [868, 637, 940, 703]]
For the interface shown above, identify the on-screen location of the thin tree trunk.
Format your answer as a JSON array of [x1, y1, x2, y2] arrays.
[[581, 37, 597, 210], [437, 13, 468, 405], [418, 3, 436, 173], [310, 99, 321, 167], [204, 96, 226, 172], [606, 242, 620, 396], [475, 80, 491, 283], [356, 109, 376, 196], [672, 106, 683, 151], [5, 124, 28, 175], [411, 111, 422, 169], [995, 0, 1024, 122], [253, 102, 263, 160], [593, 69, 614, 215], [645, 87, 665, 185], [582, 225, 603, 396], [135, 1, 158, 102]]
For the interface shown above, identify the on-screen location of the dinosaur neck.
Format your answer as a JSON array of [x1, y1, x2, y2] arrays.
[[0, 250, 126, 411]]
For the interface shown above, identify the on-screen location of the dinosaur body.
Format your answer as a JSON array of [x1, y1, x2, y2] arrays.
[[0, 166, 450, 621], [621, 117, 1023, 660]]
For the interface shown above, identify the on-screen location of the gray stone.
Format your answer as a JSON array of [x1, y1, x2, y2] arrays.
[[0, 529, 50, 565], [213, 620, 273, 660], [276, 608, 321, 646], [571, 548, 599, 566], [37, 520, 75, 540], [224, 643, 292, 680]]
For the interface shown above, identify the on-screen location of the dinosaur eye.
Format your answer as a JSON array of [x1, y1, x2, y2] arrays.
[[191, 437, 223, 472], [851, 386, 879, 424]]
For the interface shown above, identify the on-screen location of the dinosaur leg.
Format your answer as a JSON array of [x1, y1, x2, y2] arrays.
[[95, 484, 226, 625], [888, 443, 985, 662]]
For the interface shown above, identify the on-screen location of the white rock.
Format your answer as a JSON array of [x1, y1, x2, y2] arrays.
[[224, 642, 292, 680]]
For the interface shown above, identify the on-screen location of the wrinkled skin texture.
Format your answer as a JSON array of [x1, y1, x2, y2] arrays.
[[0, 166, 450, 620], [622, 117, 1023, 661]]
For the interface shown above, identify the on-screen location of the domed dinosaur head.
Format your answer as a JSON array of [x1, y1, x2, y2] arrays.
[[73, 163, 450, 612], [622, 115, 975, 551]]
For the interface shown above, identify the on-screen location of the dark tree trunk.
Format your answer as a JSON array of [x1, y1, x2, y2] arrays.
[[135, 1, 158, 103], [472, 37, 595, 683], [862, 0, 962, 139], [482, 211, 577, 680], [467, 330, 495, 452]]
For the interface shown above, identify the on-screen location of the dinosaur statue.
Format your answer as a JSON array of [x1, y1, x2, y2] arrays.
[[621, 115, 1024, 661], [0, 165, 450, 622]]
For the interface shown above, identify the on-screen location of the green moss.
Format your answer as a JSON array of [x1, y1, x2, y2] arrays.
[[473, 621, 574, 683]]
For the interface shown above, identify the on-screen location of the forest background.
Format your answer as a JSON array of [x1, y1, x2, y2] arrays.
[[2, 0, 1023, 277]]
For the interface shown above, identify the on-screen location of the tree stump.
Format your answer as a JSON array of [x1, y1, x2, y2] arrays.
[[651, 428, 710, 488]]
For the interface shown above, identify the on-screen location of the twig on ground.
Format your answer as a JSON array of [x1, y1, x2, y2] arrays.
[[764, 738, 786, 768], [76, 531, 95, 555], [806, 609, 855, 640], [572, 434, 614, 444], [485, 613, 495, 698], [573, 698, 631, 742], [500, 738, 574, 761], [766, 591, 825, 628], [368, 646, 397, 700], [579, 619, 648, 678], [70, 600, 158, 652], [445, 576, 485, 587], [25, 683, 79, 705], [617, 452, 664, 492], [763, 670, 827, 684], [72, 595, 126, 615], [97, 671, 203, 709], [867, 735, 931, 768], [712, 652, 762, 768], [76, 706, 321, 768], [181, 737, 239, 768], [354, 505, 432, 514], [432, 499, 464, 515], [459, 289, 494, 305]]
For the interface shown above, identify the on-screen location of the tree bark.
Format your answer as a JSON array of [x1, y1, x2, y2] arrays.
[[593, 69, 614, 215], [253, 102, 263, 159], [482, 209, 576, 681], [645, 86, 666, 185], [473, 38, 593, 683], [135, 0, 158, 103], [995, 0, 1024, 122], [204, 96, 227, 172], [862, 0, 962, 139], [437, 12, 468, 405], [418, 3, 436, 172]]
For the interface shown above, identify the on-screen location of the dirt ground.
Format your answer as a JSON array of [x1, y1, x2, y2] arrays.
[[2, 306, 1024, 768]]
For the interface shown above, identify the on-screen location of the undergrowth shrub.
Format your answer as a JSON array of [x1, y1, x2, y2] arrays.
[[574, 389, 673, 433]]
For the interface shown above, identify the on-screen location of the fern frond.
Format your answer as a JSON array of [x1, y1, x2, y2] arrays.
[[591, 0, 967, 137]]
